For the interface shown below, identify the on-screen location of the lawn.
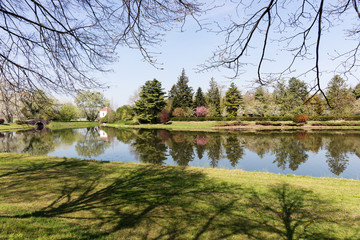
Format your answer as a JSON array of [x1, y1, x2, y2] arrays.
[[107, 120, 360, 132], [0, 152, 359, 239], [47, 121, 100, 130], [0, 124, 33, 132]]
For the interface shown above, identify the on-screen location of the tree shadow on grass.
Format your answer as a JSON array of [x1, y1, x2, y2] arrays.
[[0, 156, 357, 239]]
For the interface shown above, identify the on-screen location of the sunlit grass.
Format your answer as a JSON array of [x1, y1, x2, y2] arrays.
[[0, 124, 33, 132], [0, 152, 359, 239], [47, 121, 100, 130]]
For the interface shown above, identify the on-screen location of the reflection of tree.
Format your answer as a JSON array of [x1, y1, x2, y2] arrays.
[[224, 135, 244, 167], [325, 137, 349, 176], [273, 137, 308, 171], [131, 129, 167, 165], [207, 135, 223, 168], [169, 134, 194, 166], [0, 132, 25, 153], [100, 127, 136, 144], [75, 128, 110, 158], [22, 133, 56, 155], [194, 135, 208, 160]]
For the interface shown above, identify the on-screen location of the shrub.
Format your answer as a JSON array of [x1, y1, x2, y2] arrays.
[[255, 121, 282, 126], [100, 114, 108, 123], [294, 114, 308, 124], [159, 110, 170, 124], [172, 108, 187, 117], [0, 119, 4, 124], [194, 106, 208, 117]]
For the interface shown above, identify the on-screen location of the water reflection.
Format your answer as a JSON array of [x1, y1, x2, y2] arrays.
[[1, 128, 360, 179]]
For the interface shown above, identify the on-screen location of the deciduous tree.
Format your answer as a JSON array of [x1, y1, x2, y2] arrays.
[[75, 90, 108, 121]]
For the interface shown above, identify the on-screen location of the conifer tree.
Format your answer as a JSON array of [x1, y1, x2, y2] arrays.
[[206, 78, 221, 116], [168, 69, 193, 111], [224, 82, 243, 117], [194, 87, 206, 108], [254, 87, 265, 103], [134, 79, 166, 123]]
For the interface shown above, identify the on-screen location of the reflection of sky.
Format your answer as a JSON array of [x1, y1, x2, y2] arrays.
[[9, 128, 360, 180]]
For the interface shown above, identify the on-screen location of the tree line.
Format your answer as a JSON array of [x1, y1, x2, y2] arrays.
[[129, 69, 360, 124], [2, 69, 359, 124]]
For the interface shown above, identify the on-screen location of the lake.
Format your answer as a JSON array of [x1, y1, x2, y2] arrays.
[[1, 127, 360, 179]]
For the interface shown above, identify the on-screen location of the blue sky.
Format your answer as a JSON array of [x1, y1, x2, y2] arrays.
[[86, 2, 360, 108]]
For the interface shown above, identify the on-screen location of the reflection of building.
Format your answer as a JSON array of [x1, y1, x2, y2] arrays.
[[99, 130, 109, 141], [99, 107, 112, 119]]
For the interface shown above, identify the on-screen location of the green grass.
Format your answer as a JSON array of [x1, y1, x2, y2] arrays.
[[107, 121, 219, 131], [0, 124, 33, 132], [47, 121, 100, 130], [0, 152, 359, 239], [108, 120, 360, 132]]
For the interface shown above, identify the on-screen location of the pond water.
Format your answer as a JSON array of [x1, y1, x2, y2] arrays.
[[1, 127, 360, 179]]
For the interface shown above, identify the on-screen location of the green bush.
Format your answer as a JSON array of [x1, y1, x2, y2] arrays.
[[255, 121, 282, 126]]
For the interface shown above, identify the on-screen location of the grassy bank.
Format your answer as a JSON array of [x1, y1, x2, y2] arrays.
[[47, 121, 100, 130], [107, 120, 360, 132], [0, 123, 33, 132], [0, 152, 359, 239], [107, 121, 219, 131]]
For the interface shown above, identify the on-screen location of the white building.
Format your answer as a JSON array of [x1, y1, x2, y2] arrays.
[[99, 107, 112, 119]]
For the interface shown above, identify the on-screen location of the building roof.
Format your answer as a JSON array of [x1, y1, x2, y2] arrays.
[[100, 107, 112, 112]]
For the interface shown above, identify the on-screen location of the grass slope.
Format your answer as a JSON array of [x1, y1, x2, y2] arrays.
[[0, 153, 359, 239]]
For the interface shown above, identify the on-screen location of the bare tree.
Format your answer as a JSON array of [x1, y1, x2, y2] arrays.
[[0, 0, 201, 94], [203, 0, 360, 103]]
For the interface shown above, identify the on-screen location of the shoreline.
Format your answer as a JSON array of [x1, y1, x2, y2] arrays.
[[106, 120, 360, 132]]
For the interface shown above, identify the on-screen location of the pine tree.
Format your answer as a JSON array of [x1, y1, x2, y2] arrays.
[[327, 75, 355, 115], [194, 87, 206, 108], [169, 69, 193, 111], [134, 79, 166, 123], [206, 77, 221, 116], [224, 82, 243, 117], [254, 87, 265, 103]]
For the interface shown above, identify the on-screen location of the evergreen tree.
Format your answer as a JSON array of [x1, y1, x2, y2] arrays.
[[287, 77, 308, 114], [255, 86, 265, 103], [224, 82, 243, 117], [168, 69, 193, 111], [206, 77, 221, 116], [194, 87, 206, 108], [354, 83, 360, 100], [134, 79, 166, 123], [327, 75, 355, 115]]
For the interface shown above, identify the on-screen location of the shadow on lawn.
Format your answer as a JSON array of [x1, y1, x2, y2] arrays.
[[0, 156, 356, 239]]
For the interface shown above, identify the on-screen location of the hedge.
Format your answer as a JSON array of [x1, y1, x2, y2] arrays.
[[170, 115, 360, 122]]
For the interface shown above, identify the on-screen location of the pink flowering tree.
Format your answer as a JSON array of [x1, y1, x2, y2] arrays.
[[194, 106, 208, 117]]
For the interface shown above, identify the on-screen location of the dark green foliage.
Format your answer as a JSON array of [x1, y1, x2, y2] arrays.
[[169, 69, 193, 110], [134, 79, 166, 123], [194, 87, 206, 108], [225, 82, 243, 117], [255, 87, 265, 103], [327, 75, 354, 115], [353, 83, 360, 99], [206, 78, 221, 116]]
